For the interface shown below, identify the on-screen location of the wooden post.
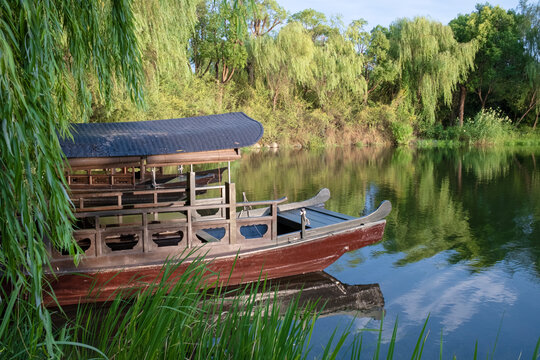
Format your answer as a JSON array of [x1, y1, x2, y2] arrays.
[[187, 208, 192, 248], [142, 212, 149, 252], [226, 182, 237, 244], [271, 202, 278, 241], [301, 209, 306, 239], [189, 171, 196, 205], [95, 216, 102, 256], [140, 159, 146, 183]]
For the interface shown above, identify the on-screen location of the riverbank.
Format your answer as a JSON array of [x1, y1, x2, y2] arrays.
[[95, 79, 539, 149]]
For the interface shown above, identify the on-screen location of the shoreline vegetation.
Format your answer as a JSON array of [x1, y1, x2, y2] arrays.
[[4, 258, 539, 359], [88, 1, 540, 148], [2, 0, 540, 358]]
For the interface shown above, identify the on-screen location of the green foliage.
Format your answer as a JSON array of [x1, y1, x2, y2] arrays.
[[248, 0, 287, 37], [311, 31, 367, 107], [0, 0, 144, 355], [462, 108, 512, 143], [450, 4, 528, 118], [391, 121, 414, 145], [389, 17, 477, 125], [192, 0, 250, 83], [250, 22, 314, 109], [516, 1, 540, 127], [290, 8, 333, 42], [83, 0, 540, 146], [134, 0, 198, 85]]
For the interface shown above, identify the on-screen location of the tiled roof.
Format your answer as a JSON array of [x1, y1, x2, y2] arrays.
[[60, 112, 263, 158]]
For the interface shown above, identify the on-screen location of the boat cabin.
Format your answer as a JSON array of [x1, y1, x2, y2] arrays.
[[52, 112, 287, 260]]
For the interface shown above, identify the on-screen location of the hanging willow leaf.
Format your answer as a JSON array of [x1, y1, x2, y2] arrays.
[[0, 0, 144, 356], [389, 17, 477, 124]]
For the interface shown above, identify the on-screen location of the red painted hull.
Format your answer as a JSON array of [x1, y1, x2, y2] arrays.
[[46, 222, 386, 306]]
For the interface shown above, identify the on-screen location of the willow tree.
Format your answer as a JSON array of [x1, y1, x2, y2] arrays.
[[251, 22, 314, 110], [244, 0, 287, 84], [346, 21, 398, 104], [134, 0, 198, 87], [0, 0, 143, 355], [290, 8, 334, 43], [311, 31, 367, 109], [248, 0, 286, 37], [389, 17, 477, 126], [192, 0, 249, 84]]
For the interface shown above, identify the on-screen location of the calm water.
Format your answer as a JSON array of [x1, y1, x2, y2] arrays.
[[231, 146, 540, 359]]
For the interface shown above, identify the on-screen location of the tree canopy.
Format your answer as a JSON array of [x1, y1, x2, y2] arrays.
[[390, 17, 477, 126]]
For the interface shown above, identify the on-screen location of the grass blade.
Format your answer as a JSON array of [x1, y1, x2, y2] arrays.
[[411, 314, 430, 360], [387, 317, 399, 360], [533, 336, 540, 360]]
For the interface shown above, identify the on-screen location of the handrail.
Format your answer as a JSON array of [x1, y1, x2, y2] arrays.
[[237, 197, 287, 207], [75, 196, 288, 218], [62, 181, 284, 259], [197, 184, 225, 191]]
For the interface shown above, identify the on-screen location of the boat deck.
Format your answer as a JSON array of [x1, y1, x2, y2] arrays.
[[278, 206, 356, 229]]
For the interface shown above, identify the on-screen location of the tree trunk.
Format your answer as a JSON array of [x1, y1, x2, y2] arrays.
[[534, 112, 538, 130], [517, 90, 537, 126], [459, 84, 466, 127], [477, 86, 492, 109], [248, 61, 255, 85], [272, 89, 279, 111], [218, 83, 224, 111]]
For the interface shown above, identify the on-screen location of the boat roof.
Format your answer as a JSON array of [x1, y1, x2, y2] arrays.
[[60, 112, 263, 158]]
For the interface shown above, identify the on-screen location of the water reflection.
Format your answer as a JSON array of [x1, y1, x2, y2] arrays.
[[392, 264, 517, 333], [234, 146, 540, 358], [234, 146, 540, 276], [219, 272, 385, 319]]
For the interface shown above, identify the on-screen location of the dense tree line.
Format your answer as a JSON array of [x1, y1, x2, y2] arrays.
[[92, 0, 539, 145]]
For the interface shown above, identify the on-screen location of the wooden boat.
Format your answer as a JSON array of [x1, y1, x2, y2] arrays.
[[46, 112, 391, 306]]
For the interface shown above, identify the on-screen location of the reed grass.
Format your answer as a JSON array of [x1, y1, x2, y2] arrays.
[[1, 257, 539, 359]]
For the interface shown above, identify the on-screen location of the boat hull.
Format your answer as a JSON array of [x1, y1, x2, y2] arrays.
[[46, 221, 386, 306]]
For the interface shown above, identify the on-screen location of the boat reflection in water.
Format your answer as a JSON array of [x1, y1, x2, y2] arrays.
[[215, 271, 384, 320]]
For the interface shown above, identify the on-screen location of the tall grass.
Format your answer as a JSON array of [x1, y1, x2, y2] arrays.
[[2, 257, 539, 359], [48, 258, 346, 359]]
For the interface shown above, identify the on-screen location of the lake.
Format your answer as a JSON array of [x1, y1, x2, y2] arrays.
[[231, 146, 540, 359]]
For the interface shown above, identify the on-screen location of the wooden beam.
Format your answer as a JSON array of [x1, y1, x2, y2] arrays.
[[226, 182, 237, 244], [146, 149, 240, 167]]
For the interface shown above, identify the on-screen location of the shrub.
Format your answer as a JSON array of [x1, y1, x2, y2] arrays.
[[462, 109, 512, 143], [391, 121, 414, 145]]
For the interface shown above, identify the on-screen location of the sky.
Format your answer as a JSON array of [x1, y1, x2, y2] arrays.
[[281, 0, 523, 29]]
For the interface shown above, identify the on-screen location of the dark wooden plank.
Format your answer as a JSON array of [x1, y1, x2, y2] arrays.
[[302, 210, 342, 226], [278, 208, 345, 228], [306, 206, 356, 220]]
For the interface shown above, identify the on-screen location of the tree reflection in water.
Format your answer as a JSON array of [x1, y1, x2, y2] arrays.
[[233, 146, 540, 277]]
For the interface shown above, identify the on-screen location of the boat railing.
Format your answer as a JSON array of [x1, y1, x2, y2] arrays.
[[70, 181, 227, 212], [66, 167, 138, 187], [50, 182, 287, 261]]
